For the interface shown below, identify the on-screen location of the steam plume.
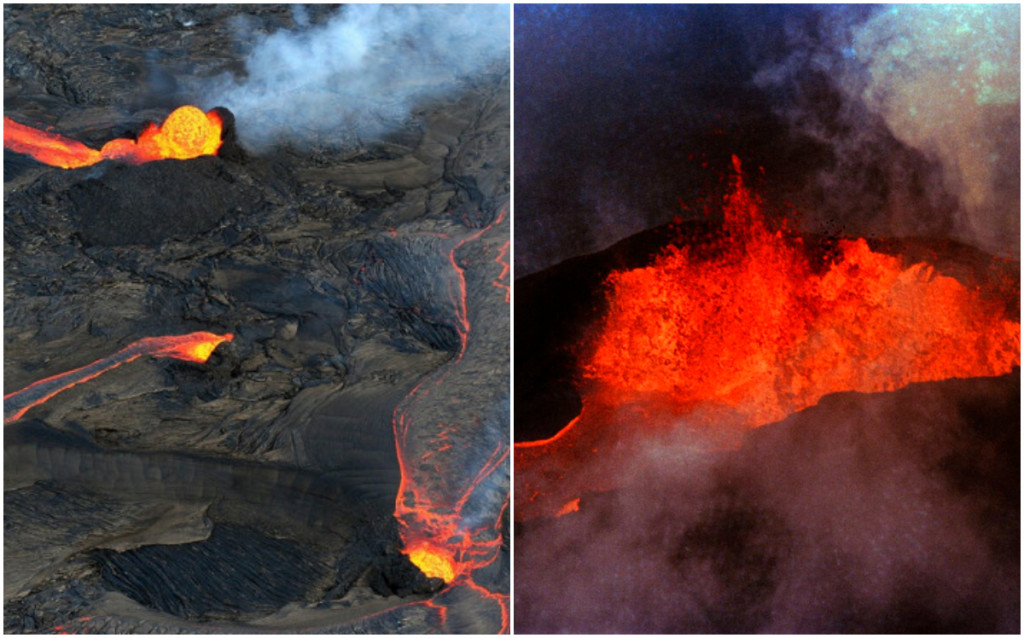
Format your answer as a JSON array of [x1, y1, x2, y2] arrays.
[[198, 4, 509, 151], [756, 4, 1020, 257]]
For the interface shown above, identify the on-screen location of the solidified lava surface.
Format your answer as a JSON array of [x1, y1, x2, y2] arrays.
[[4, 5, 508, 634]]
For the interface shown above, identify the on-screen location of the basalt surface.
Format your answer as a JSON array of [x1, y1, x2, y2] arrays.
[[4, 4, 509, 633]]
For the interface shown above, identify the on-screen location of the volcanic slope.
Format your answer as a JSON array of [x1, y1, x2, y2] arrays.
[[4, 5, 509, 633], [515, 370, 1020, 633]]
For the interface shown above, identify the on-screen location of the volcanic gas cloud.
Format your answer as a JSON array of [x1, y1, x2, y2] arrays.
[[4, 105, 222, 168]]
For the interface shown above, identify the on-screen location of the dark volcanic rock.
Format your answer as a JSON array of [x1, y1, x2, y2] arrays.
[[66, 156, 259, 247], [98, 524, 328, 620], [4, 4, 508, 633]]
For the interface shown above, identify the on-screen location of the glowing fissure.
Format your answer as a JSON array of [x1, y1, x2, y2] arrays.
[[4, 332, 233, 424], [4, 105, 222, 169], [391, 208, 509, 626], [516, 156, 1019, 520], [493, 240, 511, 303]]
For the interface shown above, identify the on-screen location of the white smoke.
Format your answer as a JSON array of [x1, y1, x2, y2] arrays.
[[756, 4, 1020, 258], [516, 374, 1020, 632], [845, 5, 1019, 256], [198, 4, 510, 151]]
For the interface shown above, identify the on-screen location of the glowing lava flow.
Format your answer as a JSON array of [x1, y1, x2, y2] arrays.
[[516, 156, 1020, 520], [391, 208, 510, 631], [4, 105, 222, 169], [493, 240, 511, 303], [4, 331, 233, 424]]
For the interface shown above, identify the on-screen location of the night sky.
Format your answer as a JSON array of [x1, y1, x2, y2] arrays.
[[514, 4, 1019, 277]]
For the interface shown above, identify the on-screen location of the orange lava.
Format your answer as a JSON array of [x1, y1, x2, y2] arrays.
[[584, 156, 1019, 428], [140, 331, 234, 363], [493, 240, 511, 303], [515, 157, 1019, 521], [4, 331, 232, 424], [407, 541, 458, 583], [4, 105, 222, 169], [556, 498, 581, 517]]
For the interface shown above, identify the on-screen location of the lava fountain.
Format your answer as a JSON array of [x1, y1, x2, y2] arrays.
[[4, 105, 223, 169], [516, 157, 1020, 521], [4, 331, 233, 425]]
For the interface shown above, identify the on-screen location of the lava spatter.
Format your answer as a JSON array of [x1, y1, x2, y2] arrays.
[[584, 156, 1019, 428], [4, 331, 233, 424], [516, 157, 1020, 520], [4, 105, 223, 169]]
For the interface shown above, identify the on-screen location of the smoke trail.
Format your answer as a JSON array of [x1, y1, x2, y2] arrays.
[[755, 4, 1020, 257], [197, 4, 510, 152]]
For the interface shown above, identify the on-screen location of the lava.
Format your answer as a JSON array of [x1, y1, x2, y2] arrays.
[[516, 156, 1020, 520], [3, 105, 222, 169], [391, 208, 509, 629], [584, 156, 1019, 428], [4, 331, 233, 424], [493, 240, 511, 303]]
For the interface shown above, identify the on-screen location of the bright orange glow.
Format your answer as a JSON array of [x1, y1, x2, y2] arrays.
[[3, 117, 101, 168], [142, 331, 234, 363], [4, 331, 233, 424], [4, 106, 222, 169], [515, 157, 1020, 521], [583, 157, 1019, 428], [556, 498, 581, 517], [407, 541, 457, 582]]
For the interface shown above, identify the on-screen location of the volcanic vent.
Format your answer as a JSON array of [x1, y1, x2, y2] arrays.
[[5, 5, 508, 633], [515, 159, 1020, 633], [514, 4, 1019, 633]]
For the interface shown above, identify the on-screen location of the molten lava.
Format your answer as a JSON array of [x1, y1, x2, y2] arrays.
[[516, 156, 1020, 520], [390, 209, 510, 630], [584, 156, 1019, 429], [407, 541, 458, 583], [493, 240, 511, 303], [4, 105, 222, 169], [4, 331, 233, 424]]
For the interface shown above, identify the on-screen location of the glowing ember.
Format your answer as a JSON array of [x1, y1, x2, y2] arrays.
[[584, 156, 1019, 429], [4, 331, 232, 424], [556, 498, 581, 517], [516, 156, 1020, 520], [3, 105, 223, 169]]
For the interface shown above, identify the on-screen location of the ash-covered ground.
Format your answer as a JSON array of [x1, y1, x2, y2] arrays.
[[4, 5, 508, 633]]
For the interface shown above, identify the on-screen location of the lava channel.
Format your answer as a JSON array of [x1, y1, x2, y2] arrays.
[[392, 208, 510, 631], [4, 331, 233, 424], [4, 105, 222, 169], [516, 156, 1020, 521]]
